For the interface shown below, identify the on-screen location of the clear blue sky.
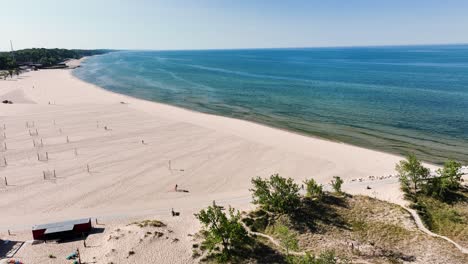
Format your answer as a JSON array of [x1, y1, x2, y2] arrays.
[[2, 0, 468, 51]]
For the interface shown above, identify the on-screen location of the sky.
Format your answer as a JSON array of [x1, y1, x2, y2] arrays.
[[2, 0, 468, 51]]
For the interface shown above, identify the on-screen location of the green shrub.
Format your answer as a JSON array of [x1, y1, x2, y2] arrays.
[[250, 174, 301, 214], [304, 178, 324, 199], [195, 205, 251, 262], [331, 176, 344, 194]]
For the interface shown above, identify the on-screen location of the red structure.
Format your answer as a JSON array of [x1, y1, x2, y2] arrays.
[[32, 218, 92, 240]]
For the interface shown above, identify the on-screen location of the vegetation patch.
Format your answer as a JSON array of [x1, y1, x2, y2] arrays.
[[130, 219, 166, 228], [195, 173, 468, 263], [413, 192, 468, 247], [396, 154, 468, 247]]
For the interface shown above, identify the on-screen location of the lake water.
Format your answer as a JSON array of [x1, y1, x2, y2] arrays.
[[73, 45, 468, 164]]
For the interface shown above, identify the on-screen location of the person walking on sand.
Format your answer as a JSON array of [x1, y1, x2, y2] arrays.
[[174, 184, 178, 192]]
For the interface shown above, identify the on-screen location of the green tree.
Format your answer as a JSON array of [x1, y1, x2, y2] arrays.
[[250, 174, 301, 214], [304, 178, 323, 200], [424, 160, 463, 200], [423, 176, 450, 200], [195, 205, 250, 261], [331, 176, 344, 194], [437, 160, 463, 189], [396, 154, 430, 195], [274, 224, 298, 260], [0, 53, 16, 70]]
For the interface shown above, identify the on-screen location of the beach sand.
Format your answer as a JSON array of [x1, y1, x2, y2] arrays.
[[0, 59, 440, 262]]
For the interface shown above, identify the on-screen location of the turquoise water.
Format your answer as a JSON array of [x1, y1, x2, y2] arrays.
[[73, 45, 468, 164]]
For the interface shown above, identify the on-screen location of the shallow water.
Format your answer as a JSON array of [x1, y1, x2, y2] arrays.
[[73, 45, 468, 164]]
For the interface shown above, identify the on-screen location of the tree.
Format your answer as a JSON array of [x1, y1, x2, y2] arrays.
[[424, 160, 463, 200], [274, 224, 298, 260], [304, 178, 323, 199], [0, 53, 16, 70], [331, 176, 344, 194], [250, 174, 301, 214], [437, 160, 463, 189], [423, 176, 450, 200], [0, 48, 110, 70], [195, 205, 250, 261], [396, 154, 430, 195]]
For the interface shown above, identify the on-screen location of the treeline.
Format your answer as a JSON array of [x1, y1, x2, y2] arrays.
[[0, 48, 111, 70]]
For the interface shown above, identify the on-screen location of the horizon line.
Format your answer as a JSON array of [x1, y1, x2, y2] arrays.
[[127, 42, 468, 52], [2, 42, 468, 53]]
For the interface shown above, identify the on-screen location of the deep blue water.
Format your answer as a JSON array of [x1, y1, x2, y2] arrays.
[[73, 45, 468, 164]]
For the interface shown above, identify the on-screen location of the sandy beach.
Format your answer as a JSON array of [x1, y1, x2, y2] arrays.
[[0, 59, 442, 262]]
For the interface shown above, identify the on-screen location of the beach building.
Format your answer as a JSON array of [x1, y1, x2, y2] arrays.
[[32, 218, 92, 241]]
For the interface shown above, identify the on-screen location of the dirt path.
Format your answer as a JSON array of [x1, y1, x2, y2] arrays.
[[402, 206, 468, 254], [240, 222, 306, 256]]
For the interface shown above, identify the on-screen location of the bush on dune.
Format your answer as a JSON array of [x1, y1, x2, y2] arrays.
[[250, 174, 301, 215]]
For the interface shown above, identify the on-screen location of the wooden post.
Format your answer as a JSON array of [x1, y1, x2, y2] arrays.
[[37, 153, 40, 161], [77, 248, 81, 264], [66, 136, 69, 143], [82, 233, 87, 247], [87, 164, 90, 173], [4, 177, 7, 186], [46, 152, 49, 160], [53, 170, 56, 178], [43, 171, 46, 180], [41, 138, 43, 145], [3, 157, 6, 166]]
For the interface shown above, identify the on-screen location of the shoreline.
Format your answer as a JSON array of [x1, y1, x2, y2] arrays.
[[73, 54, 461, 166], [0, 60, 440, 233], [72, 57, 440, 167]]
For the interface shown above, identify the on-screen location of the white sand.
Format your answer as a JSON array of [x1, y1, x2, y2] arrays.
[[0, 59, 440, 262]]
